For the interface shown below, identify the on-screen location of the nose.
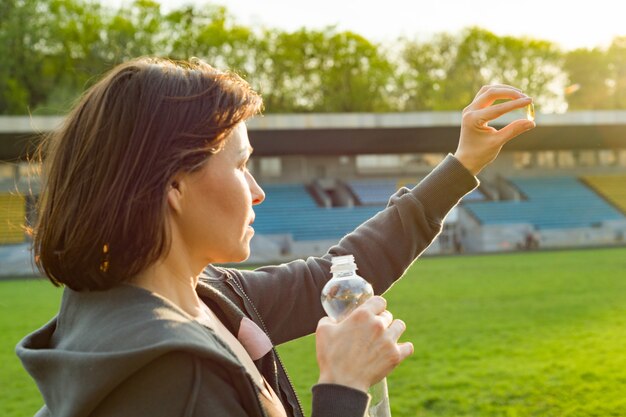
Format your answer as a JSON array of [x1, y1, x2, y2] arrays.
[[247, 171, 265, 205]]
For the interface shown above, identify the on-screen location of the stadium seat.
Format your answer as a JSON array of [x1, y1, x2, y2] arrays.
[[581, 174, 626, 214], [0, 193, 26, 244], [253, 184, 382, 240], [348, 178, 485, 206], [463, 176, 624, 229], [348, 179, 399, 205]]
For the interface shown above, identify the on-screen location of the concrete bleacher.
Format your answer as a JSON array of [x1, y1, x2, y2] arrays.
[[255, 180, 484, 243], [348, 179, 398, 205], [0, 243, 36, 275], [253, 184, 318, 237], [256, 206, 383, 241], [462, 189, 487, 201], [0, 193, 26, 244], [463, 176, 625, 229], [348, 178, 485, 205], [582, 174, 626, 214], [253, 184, 382, 241]]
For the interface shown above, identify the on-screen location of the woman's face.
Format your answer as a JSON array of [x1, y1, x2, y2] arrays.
[[170, 123, 265, 264]]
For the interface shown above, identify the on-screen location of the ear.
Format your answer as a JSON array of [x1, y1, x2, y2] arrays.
[[166, 175, 185, 215]]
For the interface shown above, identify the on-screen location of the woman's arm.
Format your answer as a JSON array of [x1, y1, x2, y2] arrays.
[[235, 86, 534, 345]]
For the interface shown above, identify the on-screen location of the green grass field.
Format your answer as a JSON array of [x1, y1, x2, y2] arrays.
[[2, 247, 626, 416]]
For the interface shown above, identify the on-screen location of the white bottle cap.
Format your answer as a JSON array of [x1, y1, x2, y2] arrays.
[[330, 254, 357, 273]]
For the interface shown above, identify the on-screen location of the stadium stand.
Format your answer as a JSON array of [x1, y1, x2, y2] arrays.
[[253, 184, 382, 240], [0, 193, 25, 244], [349, 178, 485, 206], [581, 174, 626, 214], [460, 189, 486, 202], [462, 176, 625, 229], [348, 179, 398, 205], [255, 184, 319, 211], [254, 181, 485, 243], [2, 113, 626, 267]]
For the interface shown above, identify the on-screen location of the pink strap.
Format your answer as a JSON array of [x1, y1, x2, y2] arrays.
[[237, 317, 273, 361]]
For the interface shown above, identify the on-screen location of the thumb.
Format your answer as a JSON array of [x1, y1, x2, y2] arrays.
[[317, 316, 336, 327], [496, 119, 535, 145], [397, 342, 414, 361]]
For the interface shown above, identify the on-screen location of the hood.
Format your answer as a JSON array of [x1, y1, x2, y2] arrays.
[[16, 285, 244, 417]]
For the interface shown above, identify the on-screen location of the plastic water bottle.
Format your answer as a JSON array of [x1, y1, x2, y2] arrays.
[[321, 255, 392, 417]]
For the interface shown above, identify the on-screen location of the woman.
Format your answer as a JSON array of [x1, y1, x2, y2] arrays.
[[17, 57, 534, 417]]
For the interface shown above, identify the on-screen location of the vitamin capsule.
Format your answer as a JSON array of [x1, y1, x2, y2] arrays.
[[526, 103, 535, 122]]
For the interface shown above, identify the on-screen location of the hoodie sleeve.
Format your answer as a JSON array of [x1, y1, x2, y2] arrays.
[[237, 155, 478, 345], [312, 384, 370, 417]]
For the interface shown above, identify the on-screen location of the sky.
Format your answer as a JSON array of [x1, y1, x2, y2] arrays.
[[112, 0, 626, 51]]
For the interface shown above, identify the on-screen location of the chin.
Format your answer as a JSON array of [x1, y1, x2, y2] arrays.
[[228, 245, 251, 263], [238, 247, 251, 262], [208, 244, 250, 264]]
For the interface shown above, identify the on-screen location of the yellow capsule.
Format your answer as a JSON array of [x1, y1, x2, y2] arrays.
[[526, 103, 535, 122], [103, 244, 109, 254]]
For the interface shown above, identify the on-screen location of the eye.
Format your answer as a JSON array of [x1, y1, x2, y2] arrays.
[[239, 159, 249, 171]]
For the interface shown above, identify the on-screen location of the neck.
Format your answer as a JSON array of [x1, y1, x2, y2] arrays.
[[131, 246, 206, 319]]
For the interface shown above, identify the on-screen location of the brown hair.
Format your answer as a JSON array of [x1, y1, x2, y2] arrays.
[[33, 57, 263, 291]]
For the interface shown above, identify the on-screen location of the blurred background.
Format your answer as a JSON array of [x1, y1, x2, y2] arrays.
[[2, 0, 626, 264], [2, 1, 626, 416]]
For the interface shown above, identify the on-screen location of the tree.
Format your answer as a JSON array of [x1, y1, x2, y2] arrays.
[[165, 4, 256, 74], [400, 27, 565, 111], [0, 0, 110, 114], [0, 0, 47, 114], [563, 36, 626, 110], [3, 0, 619, 115], [607, 36, 626, 109], [106, 0, 165, 62], [399, 32, 458, 110], [564, 47, 611, 110], [38, 0, 108, 113], [253, 27, 394, 112]]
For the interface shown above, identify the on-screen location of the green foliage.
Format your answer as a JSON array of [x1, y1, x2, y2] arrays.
[[401, 27, 564, 111], [607, 37, 626, 109], [0, 0, 43, 113], [564, 48, 611, 110], [254, 27, 394, 112], [3, 0, 626, 114], [165, 4, 256, 74], [106, 0, 165, 61], [563, 36, 626, 110]]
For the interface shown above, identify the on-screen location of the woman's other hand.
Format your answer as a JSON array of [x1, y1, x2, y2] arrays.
[[314, 296, 413, 392], [454, 84, 536, 175]]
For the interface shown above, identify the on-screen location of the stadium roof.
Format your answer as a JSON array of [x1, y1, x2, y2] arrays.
[[2, 111, 626, 160]]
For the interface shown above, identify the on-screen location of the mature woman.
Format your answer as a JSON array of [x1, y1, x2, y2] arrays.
[[17, 57, 534, 417]]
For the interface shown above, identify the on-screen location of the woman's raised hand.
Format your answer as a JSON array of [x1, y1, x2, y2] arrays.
[[454, 84, 536, 175], [314, 296, 413, 392]]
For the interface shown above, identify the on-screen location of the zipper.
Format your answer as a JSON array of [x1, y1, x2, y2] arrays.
[[226, 271, 305, 417]]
